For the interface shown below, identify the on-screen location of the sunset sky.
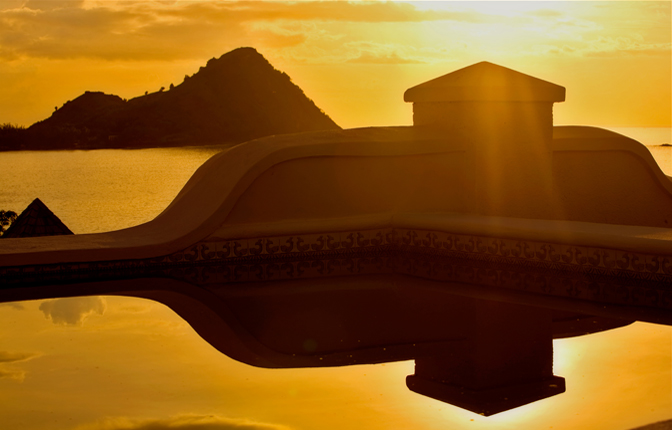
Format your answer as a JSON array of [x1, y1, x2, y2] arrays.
[[0, 1, 670, 129]]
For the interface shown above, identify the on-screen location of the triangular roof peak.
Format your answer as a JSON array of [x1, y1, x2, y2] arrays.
[[404, 61, 565, 103], [2, 198, 73, 239]]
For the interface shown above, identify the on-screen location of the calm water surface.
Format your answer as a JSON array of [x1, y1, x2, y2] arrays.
[[0, 129, 670, 430], [0, 145, 228, 233]]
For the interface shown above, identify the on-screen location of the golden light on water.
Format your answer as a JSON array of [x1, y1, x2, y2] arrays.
[[553, 323, 672, 430]]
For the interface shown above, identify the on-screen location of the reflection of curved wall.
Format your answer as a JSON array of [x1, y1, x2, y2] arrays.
[[16, 275, 626, 370]]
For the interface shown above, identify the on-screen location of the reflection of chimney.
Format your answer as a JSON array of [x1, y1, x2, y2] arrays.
[[406, 302, 565, 416], [404, 63, 565, 218]]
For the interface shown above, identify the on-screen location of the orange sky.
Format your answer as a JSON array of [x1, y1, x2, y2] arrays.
[[0, 1, 669, 129]]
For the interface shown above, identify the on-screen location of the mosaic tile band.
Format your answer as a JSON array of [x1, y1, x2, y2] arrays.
[[2, 228, 671, 310]]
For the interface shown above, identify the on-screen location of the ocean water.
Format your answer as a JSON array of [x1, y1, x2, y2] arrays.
[[606, 127, 672, 174], [604, 126, 671, 146], [0, 145, 228, 233]]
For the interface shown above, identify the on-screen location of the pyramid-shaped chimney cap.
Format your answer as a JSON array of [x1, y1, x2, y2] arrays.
[[404, 61, 565, 103], [2, 198, 73, 239]]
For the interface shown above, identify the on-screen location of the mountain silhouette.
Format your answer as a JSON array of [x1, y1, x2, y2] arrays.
[[1, 48, 339, 150]]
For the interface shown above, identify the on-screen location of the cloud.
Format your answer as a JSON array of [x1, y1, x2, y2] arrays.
[[527, 9, 563, 18], [348, 51, 425, 65], [341, 41, 429, 65], [582, 36, 672, 57], [116, 302, 152, 314], [39, 296, 106, 326], [0, 302, 25, 310], [522, 34, 670, 59], [0, 350, 40, 381], [0, 367, 27, 381], [248, 29, 307, 49], [0, 351, 39, 363], [228, 1, 484, 24], [0, 0, 23, 11], [21, 0, 86, 11], [0, 1, 508, 61], [75, 414, 292, 430], [0, 0, 667, 65]]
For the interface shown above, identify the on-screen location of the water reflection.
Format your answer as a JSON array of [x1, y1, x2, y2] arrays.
[[0, 269, 648, 417], [0, 292, 668, 430]]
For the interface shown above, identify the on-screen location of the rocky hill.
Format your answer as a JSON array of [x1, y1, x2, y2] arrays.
[[1, 48, 339, 150]]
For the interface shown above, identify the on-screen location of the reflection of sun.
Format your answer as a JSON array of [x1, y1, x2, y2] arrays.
[[394, 363, 549, 429], [377, 322, 671, 430]]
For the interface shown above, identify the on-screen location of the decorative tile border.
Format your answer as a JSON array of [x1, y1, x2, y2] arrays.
[[1, 228, 671, 310], [173, 228, 672, 280]]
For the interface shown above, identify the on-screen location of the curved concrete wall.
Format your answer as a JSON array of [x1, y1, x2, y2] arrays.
[[224, 152, 470, 225], [2, 125, 672, 268], [211, 125, 672, 237]]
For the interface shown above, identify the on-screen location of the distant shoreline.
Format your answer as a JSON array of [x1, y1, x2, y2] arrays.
[[600, 126, 671, 147], [0, 141, 239, 153], [1, 126, 669, 153]]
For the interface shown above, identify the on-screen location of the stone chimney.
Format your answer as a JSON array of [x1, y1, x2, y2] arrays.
[[404, 62, 566, 218]]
